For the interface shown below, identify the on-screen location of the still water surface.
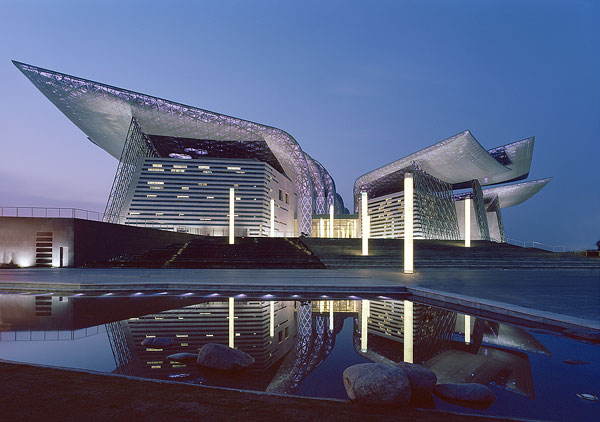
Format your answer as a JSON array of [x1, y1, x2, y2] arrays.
[[0, 294, 598, 421]]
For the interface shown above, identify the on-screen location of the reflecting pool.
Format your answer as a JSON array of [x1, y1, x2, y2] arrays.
[[0, 294, 598, 421]]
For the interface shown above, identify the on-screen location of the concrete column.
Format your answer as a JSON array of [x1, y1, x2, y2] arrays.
[[270, 199, 275, 237], [229, 187, 235, 245], [403, 300, 413, 363], [361, 192, 369, 256], [329, 204, 334, 238], [465, 197, 471, 247], [404, 173, 414, 274]]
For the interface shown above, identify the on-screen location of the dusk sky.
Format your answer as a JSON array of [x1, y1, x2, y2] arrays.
[[1, 0, 598, 249]]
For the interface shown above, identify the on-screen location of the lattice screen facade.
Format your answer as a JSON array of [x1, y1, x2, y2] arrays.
[[364, 164, 459, 240], [104, 118, 157, 223]]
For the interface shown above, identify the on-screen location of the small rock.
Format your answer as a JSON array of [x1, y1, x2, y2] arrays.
[[167, 353, 197, 363], [197, 343, 255, 371], [141, 337, 173, 347], [434, 383, 496, 406], [343, 363, 410, 406], [395, 361, 437, 401]]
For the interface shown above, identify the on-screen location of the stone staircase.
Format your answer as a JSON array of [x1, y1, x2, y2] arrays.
[[89, 236, 325, 269], [299, 238, 600, 269]]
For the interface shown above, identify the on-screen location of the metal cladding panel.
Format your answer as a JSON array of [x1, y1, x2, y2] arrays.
[[14, 61, 316, 234], [482, 178, 551, 209], [487, 137, 535, 180], [314, 159, 337, 213], [353, 130, 536, 211], [304, 153, 327, 215]]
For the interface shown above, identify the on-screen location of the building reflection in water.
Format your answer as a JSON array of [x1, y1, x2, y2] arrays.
[[0, 295, 549, 399]]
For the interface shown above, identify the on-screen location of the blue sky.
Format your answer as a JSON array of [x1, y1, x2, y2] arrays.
[[1, 0, 598, 249]]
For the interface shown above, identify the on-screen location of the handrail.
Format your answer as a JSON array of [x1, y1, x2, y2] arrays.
[[0, 206, 299, 237], [506, 237, 566, 253]]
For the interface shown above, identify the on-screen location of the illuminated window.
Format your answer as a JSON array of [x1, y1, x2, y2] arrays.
[[206, 196, 214, 199], [149, 186, 163, 189], [147, 181, 164, 185], [155, 212, 163, 216], [203, 170, 212, 174], [148, 168, 164, 172], [147, 194, 157, 198], [198, 165, 210, 169], [129, 212, 140, 215], [181, 186, 189, 190], [152, 164, 162, 168], [198, 183, 208, 186], [171, 169, 185, 173], [173, 164, 187, 169], [227, 166, 241, 170], [177, 195, 189, 199]]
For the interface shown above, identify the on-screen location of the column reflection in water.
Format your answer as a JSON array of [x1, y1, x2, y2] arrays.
[[229, 297, 234, 348], [329, 300, 334, 331], [465, 314, 471, 344], [270, 301, 275, 338], [361, 299, 370, 352], [403, 300, 413, 363]]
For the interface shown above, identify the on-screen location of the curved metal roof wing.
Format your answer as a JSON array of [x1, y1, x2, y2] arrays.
[[13, 60, 317, 234], [482, 178, 552, 208]]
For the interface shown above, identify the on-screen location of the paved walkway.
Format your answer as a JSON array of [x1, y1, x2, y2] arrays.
[[0, 267, 598, 326]]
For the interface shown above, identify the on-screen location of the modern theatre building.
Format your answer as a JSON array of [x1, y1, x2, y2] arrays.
[[12, 61, 550, 244]]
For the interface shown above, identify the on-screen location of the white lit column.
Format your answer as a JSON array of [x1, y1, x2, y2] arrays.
[[319, 218, 325, 238], [329, 204, 334, 238], [270, 199, 275, 237], [403, 300, 413, 363], [229, 187, 235, 245], [404, 173, 414, 274], [361, 299, 370, 352], [465, 314, 471, 344], [361, 192, 369, 256], [228, 297, 235, 348], [465, 197, 471, 248], [269, 301, 275, 337], [329, 300, 334, 331]]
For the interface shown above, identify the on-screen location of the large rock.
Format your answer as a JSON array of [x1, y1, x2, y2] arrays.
[[196, 343, 255, 371], [343, 363, 410, 406], [167, 353, 197, 364], [434, 383, 496, 405], [141, 337, 173, 347], [395, 362, 437, 400]]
